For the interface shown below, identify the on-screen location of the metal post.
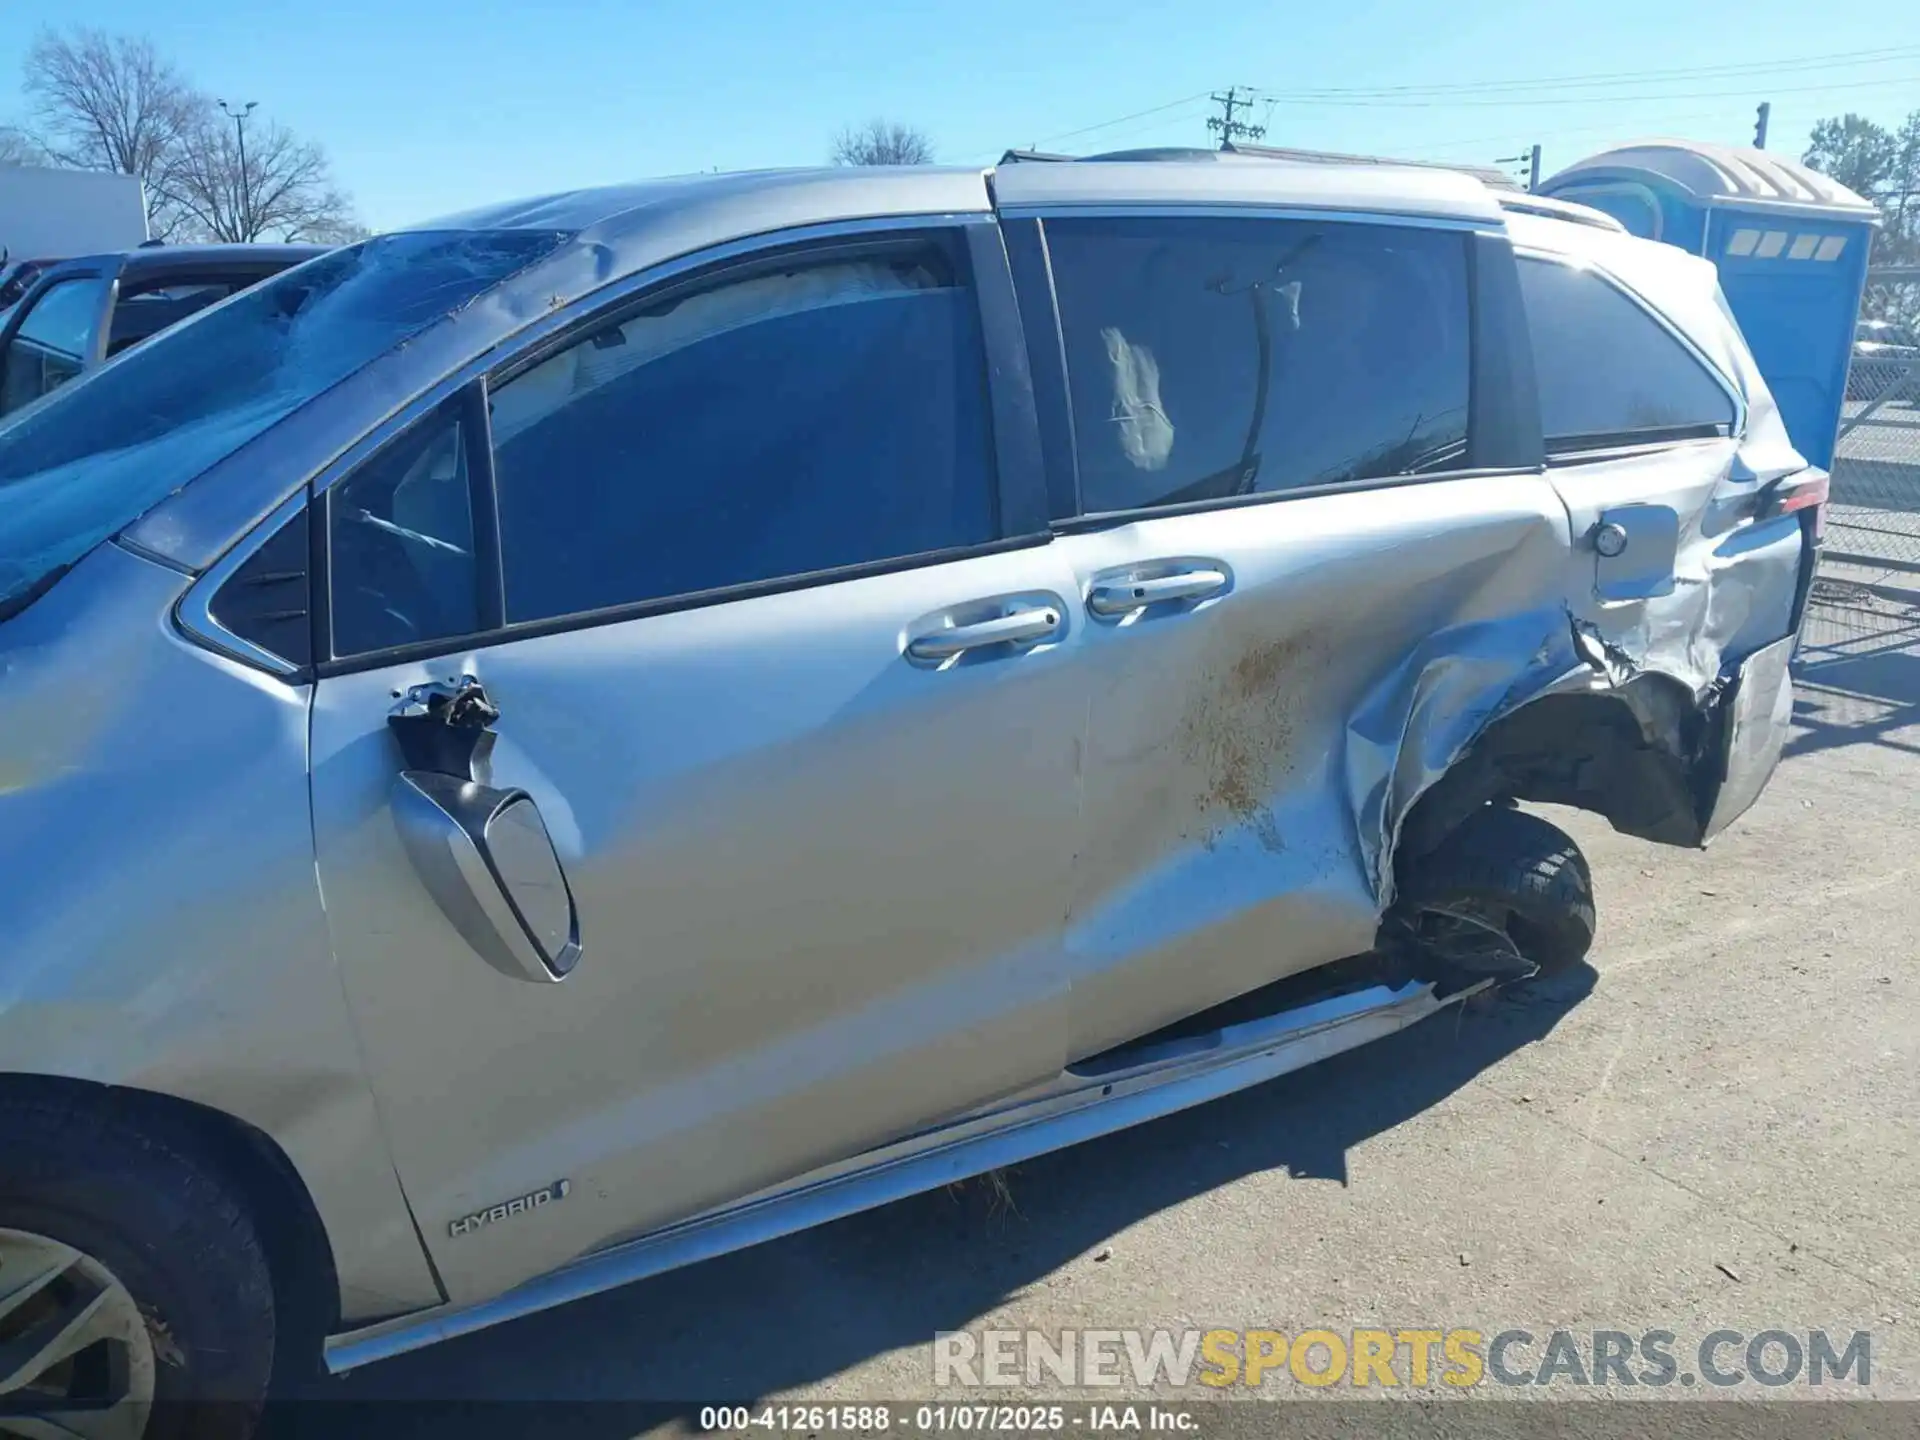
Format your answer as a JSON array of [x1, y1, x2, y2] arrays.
[[1206, 88, 1266, 151], [218, 100, 258, 239], [1496, 144, 1541, 190]]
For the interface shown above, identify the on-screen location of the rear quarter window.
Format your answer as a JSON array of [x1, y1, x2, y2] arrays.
[[1517, 255, 1737, 455]]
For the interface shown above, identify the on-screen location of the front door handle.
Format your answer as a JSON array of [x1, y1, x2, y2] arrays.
[[1087, 567, 1229, 617], [907, 606, 1062, 661]]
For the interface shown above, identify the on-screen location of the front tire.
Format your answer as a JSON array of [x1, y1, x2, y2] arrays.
[[0, 1094, 276, 1440]]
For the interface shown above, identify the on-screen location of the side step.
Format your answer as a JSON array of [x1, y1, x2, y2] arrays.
[[325, 975, 1470, 1374]]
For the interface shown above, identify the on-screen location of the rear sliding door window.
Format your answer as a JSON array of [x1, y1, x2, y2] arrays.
[[1042, 215, 1471, 515], [1516, 256, 1736, 455]]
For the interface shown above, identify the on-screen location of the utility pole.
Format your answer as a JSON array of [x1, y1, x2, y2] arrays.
[[219, 99, 258, 240], [1207, 87, 1267, 151], [1496, 143, 1543, 191], [1753, 101, 1771, 150]]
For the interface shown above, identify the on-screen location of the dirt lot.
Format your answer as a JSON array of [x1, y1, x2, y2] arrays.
[[299, 568, 1920, 1431]]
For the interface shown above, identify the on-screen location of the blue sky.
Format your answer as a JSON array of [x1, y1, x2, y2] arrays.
[[1, 0, 1914, 231]]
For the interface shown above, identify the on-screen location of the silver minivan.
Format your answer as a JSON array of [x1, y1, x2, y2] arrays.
[[0, 161, 1824, 1436]]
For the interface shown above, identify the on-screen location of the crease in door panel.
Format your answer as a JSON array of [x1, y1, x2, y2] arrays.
[[306, 689, 453, 1311]]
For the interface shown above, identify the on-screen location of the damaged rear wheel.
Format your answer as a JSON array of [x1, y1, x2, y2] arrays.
[[1398, 806, 1596, 978]]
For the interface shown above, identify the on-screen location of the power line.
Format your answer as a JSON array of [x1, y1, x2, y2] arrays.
[[1274, 44, 1920, 99], [1248, 72, 1920, 109], [998, 42, 1918, 168], [1400, 107, 1746, 158], [1070, 101, 1217, 152], [1031, 91, 1213, 148]]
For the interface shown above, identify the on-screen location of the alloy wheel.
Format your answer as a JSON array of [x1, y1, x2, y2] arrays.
[[0, 1227, 155, 1440]]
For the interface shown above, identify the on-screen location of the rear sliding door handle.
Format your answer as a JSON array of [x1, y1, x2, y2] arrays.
[[907, 606, 1061, 661], [1087, 568, 1229, 617]]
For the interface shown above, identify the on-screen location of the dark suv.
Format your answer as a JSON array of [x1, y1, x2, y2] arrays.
[[0, 242, 326, 419]]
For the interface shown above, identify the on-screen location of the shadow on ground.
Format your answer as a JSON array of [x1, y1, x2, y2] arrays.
[[1787, 577, 1920, 758], [264, 965, 1595, 1438]]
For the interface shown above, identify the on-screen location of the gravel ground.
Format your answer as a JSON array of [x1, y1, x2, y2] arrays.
[[291, 571, 1920, 1436]]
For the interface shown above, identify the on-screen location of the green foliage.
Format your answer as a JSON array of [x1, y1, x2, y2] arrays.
[[1804, 113, 1899, 194], [1803, 109, 1920, 272]]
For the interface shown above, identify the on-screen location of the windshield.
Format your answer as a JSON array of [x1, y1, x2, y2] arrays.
[[0, 227, 568, 614]]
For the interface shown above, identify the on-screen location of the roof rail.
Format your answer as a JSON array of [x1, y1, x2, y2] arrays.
[[1496, 192, 1629, 232], [997, 142, 1521, 191], [1219, 141, 1519, 190], [998, 149, 1077, 164]]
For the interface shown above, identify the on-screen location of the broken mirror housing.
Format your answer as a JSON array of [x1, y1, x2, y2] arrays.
[[388, 676, 581, 983]]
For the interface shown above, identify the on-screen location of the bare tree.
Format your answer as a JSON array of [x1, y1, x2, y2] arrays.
[[300, 217, 375, 246], [22, 28, 208, 238], [169, 111, 358, 243], [0, 126, 39, 166], [831, 119, 934, 167]]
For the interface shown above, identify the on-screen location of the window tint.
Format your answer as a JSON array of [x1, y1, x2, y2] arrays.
[[1043, 216, 1471, 515], [211, 503, 311, 668], [328, 406, 478, 657], [490, 247, 997, 624], [0, 229, 562, 617], [0, 261, 48, 313], [107, 280, 238, 356], [1517, 256, 1736, 452], [1, 277, 108, 417]]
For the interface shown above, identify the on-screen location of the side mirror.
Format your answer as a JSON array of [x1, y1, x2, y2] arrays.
[[391, 770, 581, 983], [387, 676, 581, 983]]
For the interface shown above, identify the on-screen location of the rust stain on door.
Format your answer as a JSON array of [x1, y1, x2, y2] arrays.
[[1176, 633, 1308, 852]]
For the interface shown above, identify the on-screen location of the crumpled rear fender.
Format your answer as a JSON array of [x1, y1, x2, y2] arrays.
[[1364, 614, 1801, 907]]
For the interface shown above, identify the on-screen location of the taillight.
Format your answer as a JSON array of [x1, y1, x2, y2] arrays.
[[1761, 469, 1829, 542], [1774, 471, 1829, 514]]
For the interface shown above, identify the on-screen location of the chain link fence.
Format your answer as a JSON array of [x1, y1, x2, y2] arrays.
[[1827, 268, 1920, 575]]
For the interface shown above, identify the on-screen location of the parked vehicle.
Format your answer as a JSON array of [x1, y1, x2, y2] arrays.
[[0, 243, 326, 420], [0, 161, 1824, 1435], [1845, 320, 1919, 404], [1854, 317, 1917, 356], [0, 257, 54, 320]]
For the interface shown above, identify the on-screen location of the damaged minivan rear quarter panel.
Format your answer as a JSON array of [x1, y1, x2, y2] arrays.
[[1053, 473, 1578, 1062], [1510, 213, 1811, 699], [1506, 214, 1811, 848], [1042, 203, 1811, 1065]]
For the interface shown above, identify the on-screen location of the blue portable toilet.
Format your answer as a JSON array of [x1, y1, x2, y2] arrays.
[[1538, 140, 1880, 469]]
